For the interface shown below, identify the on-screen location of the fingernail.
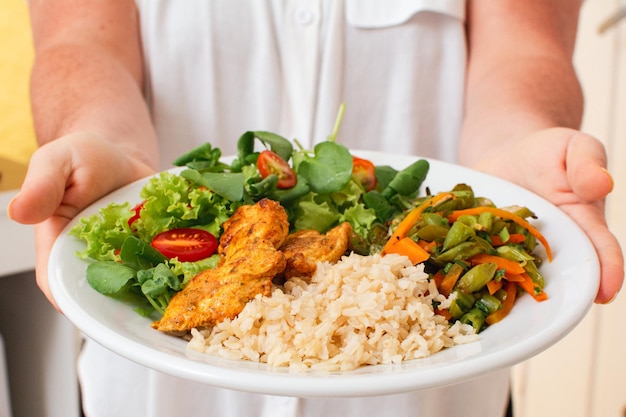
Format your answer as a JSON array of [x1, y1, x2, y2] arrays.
[[600, 167, 614, 192], [602, 292, 618, 304], [6, 195, 18, 221]]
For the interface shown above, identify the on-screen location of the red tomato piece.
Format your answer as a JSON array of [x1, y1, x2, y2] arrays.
[[128, 201, 146, 227], [257, 150, 297, 189], [151, 228, 218, 262], [352, 156, 377, 191]]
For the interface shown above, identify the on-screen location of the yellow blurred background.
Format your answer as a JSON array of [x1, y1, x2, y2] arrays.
[[0, 0, 37, 189]]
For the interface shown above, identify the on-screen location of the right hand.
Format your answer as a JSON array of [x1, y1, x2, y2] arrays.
[[8, 132, 155, 309]]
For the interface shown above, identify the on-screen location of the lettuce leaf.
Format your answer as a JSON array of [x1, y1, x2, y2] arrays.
[[70, 202, 134, 262], [133, 172, 239, 241]]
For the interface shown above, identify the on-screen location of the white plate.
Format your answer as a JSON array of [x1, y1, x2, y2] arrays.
[[48, 151, 599, 397]]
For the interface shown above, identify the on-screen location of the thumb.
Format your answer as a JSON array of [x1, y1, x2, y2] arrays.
[[566, 132, 614, 202], [8, 142, 71, 224]]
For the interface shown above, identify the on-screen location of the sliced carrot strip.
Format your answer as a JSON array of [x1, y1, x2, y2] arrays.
[[431, 270, 446, 288], [419, 239, 439, 253], [517, 273, 548, 302], [503, 273, 525, 283], [448, 207, 552, 261], [469, 253, 525, 275], [384, 237, 430, 265], [438, 263, 464, 297], [486, 279, 503, 295], [490, 233, 526, 246], [435, 308, 453, 321], [485, 281, 517, 325]]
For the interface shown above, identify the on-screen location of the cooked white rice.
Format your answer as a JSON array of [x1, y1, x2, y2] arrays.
[[187, 252, 478, 371]]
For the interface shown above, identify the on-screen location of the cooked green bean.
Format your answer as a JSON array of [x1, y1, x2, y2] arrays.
[[456, 262, 498, 293]]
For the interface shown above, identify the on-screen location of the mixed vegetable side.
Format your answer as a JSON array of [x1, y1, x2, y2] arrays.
[[380, 185, 551, 331], [70, 120, 551, 333]]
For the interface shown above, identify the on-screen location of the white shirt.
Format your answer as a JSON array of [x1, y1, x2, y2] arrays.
[[136, 0, 466, 169], [79, 1, 512, 416]]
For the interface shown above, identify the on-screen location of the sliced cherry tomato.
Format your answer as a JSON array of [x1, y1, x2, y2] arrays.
[[128, 201, 146, 227], [352, 156, 377, 191], [151, 228, 218, 262], [257, 150, 297, 189]]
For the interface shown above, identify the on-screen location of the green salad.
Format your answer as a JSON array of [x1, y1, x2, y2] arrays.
[[70, 124, 430, 317]]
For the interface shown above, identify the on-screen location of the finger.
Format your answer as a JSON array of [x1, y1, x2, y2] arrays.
[[34, 217, 71, 312], [561, 203, 624, 304], [8, 143, 72, 224], [566, 132, 614, 202]]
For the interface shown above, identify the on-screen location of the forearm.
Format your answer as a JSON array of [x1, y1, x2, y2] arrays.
[[459, 0, 584, 168], [28, 0, 159, 169]]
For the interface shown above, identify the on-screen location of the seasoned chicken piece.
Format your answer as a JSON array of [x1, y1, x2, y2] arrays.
[[154, 198, 289, 334], [154, 242, 286, 334], [279, 222, 352, 280], [218, 198, 289, 258]]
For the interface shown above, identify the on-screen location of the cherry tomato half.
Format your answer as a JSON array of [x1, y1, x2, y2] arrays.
[[352, 156, 377, 191], [257, 150, 297, 189], [128, 201, 146, 227], [151, 228, 218, 262]]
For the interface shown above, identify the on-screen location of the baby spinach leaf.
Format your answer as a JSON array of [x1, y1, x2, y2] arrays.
[[297, 142, 352, 194], [180, 169, 246, 202], [171, 142, 224, 170], [139, 264, 181, 297], [86, 261, 137, 294], [235, 130, 294, 164], [382, 159, 429, 198], [120, 236, 167, 270]]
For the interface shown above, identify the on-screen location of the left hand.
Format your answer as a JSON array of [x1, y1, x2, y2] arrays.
[[471, 127, 623, 304]]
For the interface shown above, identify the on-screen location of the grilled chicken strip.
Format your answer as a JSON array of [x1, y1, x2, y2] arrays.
[[154, 199, 289, 334], [279, 222, 352, 280]]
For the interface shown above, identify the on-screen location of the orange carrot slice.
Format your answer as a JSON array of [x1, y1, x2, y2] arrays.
[[469, 253, 525, 275], [490, 233, 526, 246], [384, 237, 430, 265], [486, 279, 503, 295], [517, 273, 548, 302], [486, 281, 517, 325]]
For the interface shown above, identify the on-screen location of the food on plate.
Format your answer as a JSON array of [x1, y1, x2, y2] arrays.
[[188, 252, 478, 371], [279, 221, 352, 280], [380, 184, 551, 331], [68, 114, 551, 369], [155, 199, 353, 334], [154, 198, 289, 333]]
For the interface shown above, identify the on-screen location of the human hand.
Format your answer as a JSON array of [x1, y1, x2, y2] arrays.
[[470, 127, 623, 304], [7, 132, 155, 309]]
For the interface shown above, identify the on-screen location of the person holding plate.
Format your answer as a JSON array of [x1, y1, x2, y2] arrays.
[[8, 0, 624, 416]]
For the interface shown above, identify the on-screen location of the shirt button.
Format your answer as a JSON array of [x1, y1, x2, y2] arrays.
[[294, 7, 316, 26]]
